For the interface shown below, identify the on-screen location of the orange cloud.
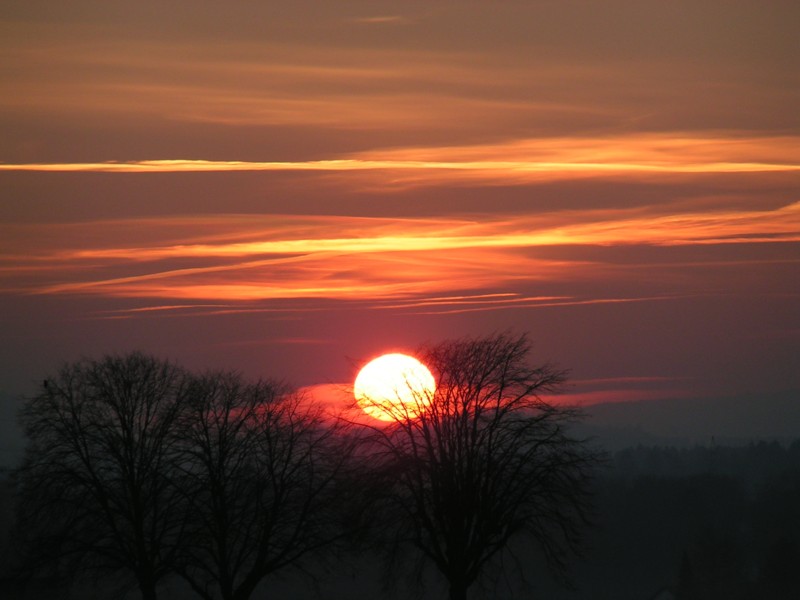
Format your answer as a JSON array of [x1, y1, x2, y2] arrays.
[[2, 202, 796, 304], [3, 5, 796, 164], [3, 134, 797, 202], [3, 133, 798, 179]]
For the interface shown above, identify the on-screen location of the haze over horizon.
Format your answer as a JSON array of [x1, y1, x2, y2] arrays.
[[1, 1, 798, 450]]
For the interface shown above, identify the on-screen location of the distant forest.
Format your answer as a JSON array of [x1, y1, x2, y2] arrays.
[[2, 440, 799, 600], [540, 440, 800, 600]]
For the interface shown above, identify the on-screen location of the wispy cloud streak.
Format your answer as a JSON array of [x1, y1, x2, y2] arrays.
[[2, 133, 798, 183], [2, 203, 797, 305]]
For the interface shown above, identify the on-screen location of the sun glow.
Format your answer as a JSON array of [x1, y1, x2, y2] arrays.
[[354, 353, 436, 421]]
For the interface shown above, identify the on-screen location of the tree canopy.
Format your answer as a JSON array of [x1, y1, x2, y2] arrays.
[[14, 353, 187, 600], [358, 332, 599, 600], [11, 337, 600, 600]]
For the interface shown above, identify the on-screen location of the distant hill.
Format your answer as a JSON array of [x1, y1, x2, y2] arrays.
[[576, 389, 800, 451]]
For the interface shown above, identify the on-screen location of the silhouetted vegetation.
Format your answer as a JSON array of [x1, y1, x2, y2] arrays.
[[4, 347, 799, 600], [356, 333, 600, 600], [576, 442, 800, 600], [10, 354, 355, 600], [173, 371, 352, 600], [12, 353, 188, 600]]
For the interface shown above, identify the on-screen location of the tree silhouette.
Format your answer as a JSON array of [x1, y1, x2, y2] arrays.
[[174, 371, 352, 600], [359, 333, 598, 600], [12, 352, 188, 600]]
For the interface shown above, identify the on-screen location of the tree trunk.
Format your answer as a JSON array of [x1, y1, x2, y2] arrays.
[[139, 578, 158, 600], [449, 579, 468, 600], [232, 569, 262, 600]]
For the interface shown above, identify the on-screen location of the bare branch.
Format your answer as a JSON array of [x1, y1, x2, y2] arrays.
[[355, 332, 600, 600], [12, 352, 188, 600]]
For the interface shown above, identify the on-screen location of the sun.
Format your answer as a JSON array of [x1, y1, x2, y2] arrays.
[[354, 353, 436, 422]]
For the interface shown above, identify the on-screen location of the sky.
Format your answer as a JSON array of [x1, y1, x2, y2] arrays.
[[1, 1, 799, 435]]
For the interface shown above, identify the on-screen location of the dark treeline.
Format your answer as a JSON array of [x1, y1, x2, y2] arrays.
[[610, 440, 800, 487], [5, 353, 356, 600], [1, 333, 602, 600], [543, 441, 800, 600], [5, 437, 800, 599], [1, 338, 797, 600]]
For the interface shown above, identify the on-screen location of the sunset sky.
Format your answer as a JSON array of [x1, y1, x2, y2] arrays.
[[1, 1, 798, 424]]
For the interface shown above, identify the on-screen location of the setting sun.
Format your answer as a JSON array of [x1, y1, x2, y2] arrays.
[[354, 353, 436, 421]]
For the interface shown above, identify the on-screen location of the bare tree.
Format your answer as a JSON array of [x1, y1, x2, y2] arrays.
[[360, 333, 599, 600], [12, 352, 188, 600], [175, 371, 352, 600]]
